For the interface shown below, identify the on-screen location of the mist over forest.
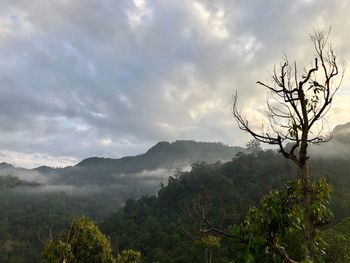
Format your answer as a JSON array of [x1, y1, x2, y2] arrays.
[[0, 140, 244, 218], [0, 123, 350, 262], [1, 0, 350, 262]]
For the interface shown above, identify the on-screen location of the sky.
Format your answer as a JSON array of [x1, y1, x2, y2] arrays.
[[0, 0, 350, 168]]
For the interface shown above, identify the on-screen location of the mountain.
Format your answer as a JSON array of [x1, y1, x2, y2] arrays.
[[332, 122, 350, 143], [100, 148, 350, 263], [75, 140, 243, 173], [1, 135, 350, 262], [0, 140, 243, 185], [76, 140, 242, 169], [309, 122, 350, 157], [0, 140, 244, 210], [0, 162, 14, 169]]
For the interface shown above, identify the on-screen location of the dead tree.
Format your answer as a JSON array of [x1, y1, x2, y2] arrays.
[[233, 30, 345, 262]]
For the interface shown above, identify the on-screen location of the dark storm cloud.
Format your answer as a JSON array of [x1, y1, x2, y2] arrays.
[[0, 0, 349, 167]]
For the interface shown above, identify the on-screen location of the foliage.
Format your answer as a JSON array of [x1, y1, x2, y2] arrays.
[[42, 240, 73, 263], [102, 151, 294, 262], [116, 249, 141, 263], [102, 151, 350, 262], [195, 236, 220, 250], [42, 217, 115, 263], [322, 218, 350, 262], [195, 236, 221, 263], [240, 178, 333, 261]]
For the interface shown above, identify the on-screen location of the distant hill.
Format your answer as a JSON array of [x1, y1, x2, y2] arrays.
[[100, 147, 350, 263], [1, 128, 347, 215], [0, 162, 14, 169], [0, 140, 244, 195], [0, 140, 245, 223], [332, 122, 350, 143], [76, 140, 243, 172], [309, 122, 350, 157]]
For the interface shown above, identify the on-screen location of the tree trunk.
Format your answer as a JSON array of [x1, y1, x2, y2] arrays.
[[299, 142, 314, 262], [301, 164, 313, 261]]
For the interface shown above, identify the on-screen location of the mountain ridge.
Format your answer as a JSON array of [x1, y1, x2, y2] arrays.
[[1, 120, 350, 187], [0, 140, 245, 187], [75, 140, 243, 169]]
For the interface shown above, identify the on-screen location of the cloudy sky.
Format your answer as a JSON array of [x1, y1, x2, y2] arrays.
[[0, 0, 349, 168]]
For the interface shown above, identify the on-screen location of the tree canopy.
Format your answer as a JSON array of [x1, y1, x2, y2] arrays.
[[42, 217, 115, 263]]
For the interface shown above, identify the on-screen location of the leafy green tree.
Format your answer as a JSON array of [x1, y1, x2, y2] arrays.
[[42, 240, 74, 263], [195, 235, 220, 263], [116, 249, 141, 263], [42, 216, 115, 263], [322, 217, 350, 262], [239, 178, 332, 262], [233, 30, 344, 262]]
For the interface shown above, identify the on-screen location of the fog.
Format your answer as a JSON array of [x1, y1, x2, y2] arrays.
[[309, 122, 350, 159], [0, 166, 49, 184], [0, 165, 183, 200]]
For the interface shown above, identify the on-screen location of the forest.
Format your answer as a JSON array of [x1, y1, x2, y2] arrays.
[[1, 137, 350, 262]]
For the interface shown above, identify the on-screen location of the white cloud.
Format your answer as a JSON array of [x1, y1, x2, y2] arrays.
[[0, 0, 349, 167], [193, 1, 229, 39], [127, 0, 152, 29], [101, 138, 112, 145], [0, 8, 34, 40], [188, 99, 224, 120], [0, 150, 77, 169]]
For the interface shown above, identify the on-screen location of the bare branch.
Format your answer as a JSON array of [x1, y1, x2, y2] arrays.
[[232, 29, 343, 262], [201, 206, 246, 242], [268, 240, 299, 263]]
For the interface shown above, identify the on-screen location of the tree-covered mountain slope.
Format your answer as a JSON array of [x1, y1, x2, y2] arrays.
[[101, 150, 350, 262], [1, 129, 350, 262], [0, 140, 244, 186]]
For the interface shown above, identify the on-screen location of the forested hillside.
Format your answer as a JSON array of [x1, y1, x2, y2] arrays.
[[1, 142, 350, 262], [0, 141, 243, 219], [0, 140, 243, 262], [101, 150, 350, 262]]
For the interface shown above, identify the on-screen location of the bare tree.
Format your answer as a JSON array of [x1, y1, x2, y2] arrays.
[[233, 30, 345, 262]]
